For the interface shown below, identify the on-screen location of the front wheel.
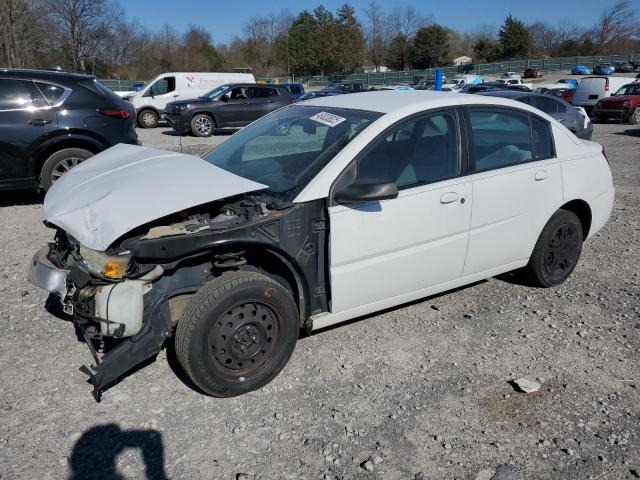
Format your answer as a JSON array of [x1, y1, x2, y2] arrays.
[[40, 148, 93, 191], [525, 209, 583, 288], [190, 114, 214, 137], [175, 271, 299, 397], [137, 109, 158, 128]]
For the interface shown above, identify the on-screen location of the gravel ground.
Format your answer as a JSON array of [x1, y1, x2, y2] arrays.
[[1, 121, 639, 480]]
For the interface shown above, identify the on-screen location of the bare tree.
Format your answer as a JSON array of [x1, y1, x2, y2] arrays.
[[243, 11, 292, 73], [364, 2, 388, 71], [592, 0, 639, 52]]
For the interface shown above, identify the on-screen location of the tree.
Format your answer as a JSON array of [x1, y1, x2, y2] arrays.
[[243, 11, 292, 74], [181, 25, 224, 71], [472, 37, 500, 63], [410, 24, 451, 69], [288, 10, 319, 75], [364, 2, 388, 71], [383, 6, 432, 70], [497, 14, 533, 60], [591, 0, 639, 53], [335, 4, 365, 73]]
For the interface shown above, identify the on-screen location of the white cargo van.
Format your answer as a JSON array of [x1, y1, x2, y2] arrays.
[[129, 72, 255, 128], [573, 76, 630, 113]]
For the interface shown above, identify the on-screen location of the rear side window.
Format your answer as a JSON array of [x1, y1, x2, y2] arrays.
[[34, 82, 66, 104], [0, 78, 47, 110], [250, 87, 271, 99], [80, 80, 124, 103], [535, 96, 566, 114], [531, 117, 553, 160], [467, 108, 533, 171], [269, 88, 281, 97], [288, 85, 302, 95]]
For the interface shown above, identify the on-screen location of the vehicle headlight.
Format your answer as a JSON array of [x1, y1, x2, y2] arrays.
[[622, 100, 630, 109], [79, 245, 131, 279]]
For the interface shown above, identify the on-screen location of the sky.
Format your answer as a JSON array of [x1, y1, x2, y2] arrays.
[[123, 0, 613, 44]]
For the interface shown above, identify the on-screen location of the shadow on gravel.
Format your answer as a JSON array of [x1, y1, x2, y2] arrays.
[[613, 128, 640, 137], [495, 269, 534, 287], [0, 189, 43, 207], [69, 424, 168, 480]]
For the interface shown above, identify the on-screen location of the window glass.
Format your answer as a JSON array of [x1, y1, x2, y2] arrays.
[[250, 87, 271, 99], [289, 85, 301, 95], [34, 82, 65, 104], [0, 79, 47, 110], [148, 77, 175, 95], [535, 96, 564, 114], [468, 108, 533, 171], [269, 88, 281, 97], [517, 96, 534, 105], [358, 110, 460, 189], [222, 87, 249, 101], [531, 117, 553, 160]]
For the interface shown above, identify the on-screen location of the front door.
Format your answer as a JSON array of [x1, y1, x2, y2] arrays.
[[329, 109, 472, 314], [141, 76, 176, 112], [462, 106, 563, 276], [0, 78, 57, 186]]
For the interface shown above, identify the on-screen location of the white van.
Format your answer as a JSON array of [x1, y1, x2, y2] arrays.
[[128, 72, 255, 128], [573, 76, 630, 113]]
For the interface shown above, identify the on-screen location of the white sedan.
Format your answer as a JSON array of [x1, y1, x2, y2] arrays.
[[29, 91, 614, 400]]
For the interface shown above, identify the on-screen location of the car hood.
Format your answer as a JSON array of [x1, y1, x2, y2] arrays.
[[43, 144, 267, 251], [600, 95, 636, 104]]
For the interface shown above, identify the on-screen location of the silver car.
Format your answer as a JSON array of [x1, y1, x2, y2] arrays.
[[478, 91, 593, 140]]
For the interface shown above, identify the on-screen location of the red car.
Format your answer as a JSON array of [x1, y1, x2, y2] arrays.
[[561, 88, 575, 104], [592, 82, 640, 124], [523, 68, 544, 78]]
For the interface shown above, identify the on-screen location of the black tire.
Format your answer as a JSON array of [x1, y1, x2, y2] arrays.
[[190, 113, 214, 137], [175, 270, 299, 397], [630, 107, 640, 126], [40, 148, 93, 191], [137, 109, 158, 128], [525, 209, 583, 288]]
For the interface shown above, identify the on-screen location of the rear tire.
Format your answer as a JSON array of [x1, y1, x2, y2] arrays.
[[137, 109, 158, 128], [175, 271, 299, 397], [525, 209, 583, 288], [630, 107, 640, 125], [190, 114, 214, 137], [40, 148, 93, 191]]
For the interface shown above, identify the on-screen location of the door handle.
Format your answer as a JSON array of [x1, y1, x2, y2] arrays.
[[535, 170, 548, 181], [28, 119, 52, 126], [440, 192, 460, 204]]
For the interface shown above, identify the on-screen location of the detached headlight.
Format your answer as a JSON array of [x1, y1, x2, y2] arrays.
[[80, 245, 131, 279]]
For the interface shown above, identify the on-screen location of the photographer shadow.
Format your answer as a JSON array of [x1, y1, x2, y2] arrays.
[[69, 424, 168, 480]]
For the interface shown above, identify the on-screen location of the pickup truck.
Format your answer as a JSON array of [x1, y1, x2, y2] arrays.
[[495, 77, 534, 90]]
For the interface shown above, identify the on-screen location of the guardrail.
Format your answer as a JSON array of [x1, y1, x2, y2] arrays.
[[100, 53, 639, 90]]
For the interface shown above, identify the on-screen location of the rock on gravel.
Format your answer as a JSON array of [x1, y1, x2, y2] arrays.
[[511, 378, 542, 393]]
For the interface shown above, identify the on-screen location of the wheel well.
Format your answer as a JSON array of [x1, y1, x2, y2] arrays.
[[193, 111, 217, 127], [36, 139, 101, 180], [560, 200, 592, 239]]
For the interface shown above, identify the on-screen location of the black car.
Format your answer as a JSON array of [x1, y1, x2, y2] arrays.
[[164, 83, 292, 137], [0, 69, 138, 191], [326, 82, 367, 93]]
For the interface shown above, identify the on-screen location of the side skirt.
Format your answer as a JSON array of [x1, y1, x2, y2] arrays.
[[311, 259, 528, 331]]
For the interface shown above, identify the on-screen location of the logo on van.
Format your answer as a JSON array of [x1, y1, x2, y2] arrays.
[[186, 76, 196, 88]]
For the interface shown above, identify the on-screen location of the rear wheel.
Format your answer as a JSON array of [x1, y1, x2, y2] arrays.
[[40, 148, 93, 191], [175, 271, 299, 397], [630, 107, 640, 125], [137, 109, 158, 128], [190, 114, 214, 137], [525, 209, 583, 288]]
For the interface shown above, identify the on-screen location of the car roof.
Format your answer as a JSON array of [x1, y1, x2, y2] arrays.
[[299, 90, 558, 115], [0, 68, 95, 81], [476, 90, 529, 99]]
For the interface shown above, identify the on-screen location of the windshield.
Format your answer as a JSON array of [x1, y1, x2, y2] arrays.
[[615, 84, 640, 96], [201, 85, 230, 99], [202, 105, 381, 202]]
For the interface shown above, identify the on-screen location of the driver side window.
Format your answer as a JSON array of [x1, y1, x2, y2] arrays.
[[357, 110, 461, 189], [222, 87, 249, 101], [145, 77, 175, 96]]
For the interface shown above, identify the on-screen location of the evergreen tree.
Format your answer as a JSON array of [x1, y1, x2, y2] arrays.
[[288, 11, 318, 75], [498, 15, 533, 59], [335, 4, 365, 73], [409, 24, 451, 69], [384, 34, 411, 70]]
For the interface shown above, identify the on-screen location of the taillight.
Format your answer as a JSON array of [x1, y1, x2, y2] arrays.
[[99, 108, 131, 119], [604, 81, 609, 92]]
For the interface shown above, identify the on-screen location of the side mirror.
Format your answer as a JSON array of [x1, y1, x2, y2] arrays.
[[334, 180, 399, 205]]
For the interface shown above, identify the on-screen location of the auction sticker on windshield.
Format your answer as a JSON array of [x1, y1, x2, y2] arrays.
[[310, 112, 346, 127]]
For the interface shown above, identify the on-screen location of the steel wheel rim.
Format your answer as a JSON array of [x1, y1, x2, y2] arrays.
[[142, 112, 156, 126], [543, 223, 579, 279], [51, 157, 84, 183], [194, 117, 212, 135], [208, 302, 280, 378]]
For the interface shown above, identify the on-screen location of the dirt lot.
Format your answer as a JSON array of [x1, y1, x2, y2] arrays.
[[1, 120, 639, 480]]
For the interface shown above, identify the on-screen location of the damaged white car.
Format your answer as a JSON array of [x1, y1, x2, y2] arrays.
[[30, 91, 614, 401]]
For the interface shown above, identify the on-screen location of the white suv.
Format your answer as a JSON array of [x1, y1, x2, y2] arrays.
[[30, 91, 614, 400]]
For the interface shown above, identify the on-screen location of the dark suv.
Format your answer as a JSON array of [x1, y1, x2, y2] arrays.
[[0, 69, 138, 191], [164, 83, 292, 137]]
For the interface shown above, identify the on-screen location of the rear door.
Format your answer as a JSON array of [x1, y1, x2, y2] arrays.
[[462, 106, 563, 276], [247, 86, 274, 123], [574, 77, 606, 107], [0, 78, 57, 185]]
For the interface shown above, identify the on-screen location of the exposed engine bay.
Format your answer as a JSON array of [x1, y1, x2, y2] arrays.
[[44, 193, 329, 400]]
